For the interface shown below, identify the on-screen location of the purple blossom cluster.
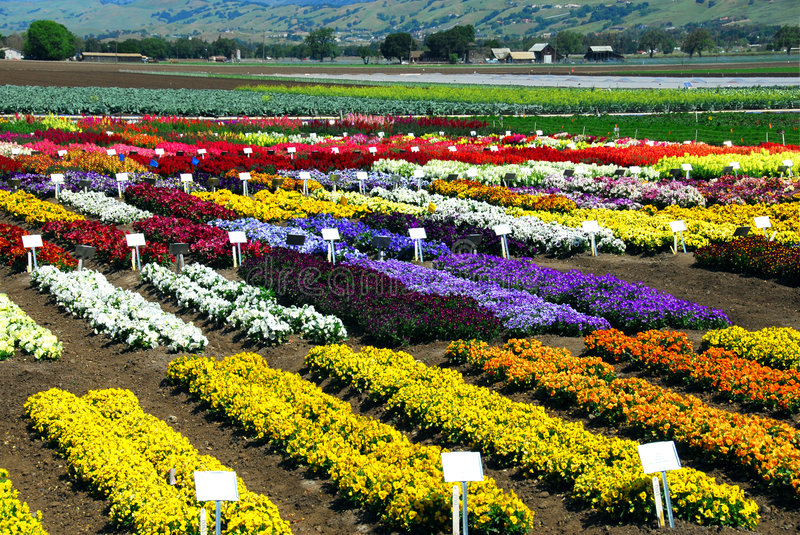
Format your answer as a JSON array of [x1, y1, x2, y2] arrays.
[[210, 217, 365, 260], [4, 171, 167, 197], [435, 254, 731, 331], [361, 212, 539, 257], [240, 249, 502, 345], [690, 174, 800, 206], [291, 214, 451, 261], [350, 258, 610, 336]]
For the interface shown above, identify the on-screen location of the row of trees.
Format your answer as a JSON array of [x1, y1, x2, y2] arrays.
[[6, 19, 799, 62]]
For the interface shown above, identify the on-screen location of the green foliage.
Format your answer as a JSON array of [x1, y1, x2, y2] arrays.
[[23, 20, 76, 61], [424, 25, 474, 61], [682, 28, 716, 58], [380, 33, 414, 62], [773, 25, 800, 55], [305, 28, 338, 62]]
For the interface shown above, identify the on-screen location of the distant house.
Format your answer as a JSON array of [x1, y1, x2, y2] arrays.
[[1, 48, 23, 60], [528, 43, 562, 63], [409, 50, 424, 64], [508, 51, 537, 63], [584, 45, 624, 62], [79, 52, 145, 63], [490, 47, 512, 62]]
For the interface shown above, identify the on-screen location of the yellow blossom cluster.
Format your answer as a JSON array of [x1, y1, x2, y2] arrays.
[[312, 189, 427, 217], [167, 352, 534, 534], [0, 468, 48, 535], [193, 190, 298, 221], [25, 387, 292, 534], [702, 326, 800, 370], [305, 343, 761, 529], [0, 190, 85, 225], [653, 150, 800, 178], [252, 189, 371, 219]]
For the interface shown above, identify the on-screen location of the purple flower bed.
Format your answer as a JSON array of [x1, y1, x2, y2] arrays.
[[210, 217, 365, 260], [4, 171, 170, 198], [240, 249, 502, 346], [350, 258, 609, 336], [435, 254, 731, 331], [291, 214, 451, 261], [361, 212, 539, 257]]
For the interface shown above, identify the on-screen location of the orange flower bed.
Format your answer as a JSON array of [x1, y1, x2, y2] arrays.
[[429, 179, 577, 212]]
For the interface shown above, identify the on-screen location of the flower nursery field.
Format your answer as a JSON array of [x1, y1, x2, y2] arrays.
[[0, 111, 799, 535]]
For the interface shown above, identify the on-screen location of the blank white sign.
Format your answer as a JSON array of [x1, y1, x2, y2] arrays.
[[637, 441, 681, 474], [194, 471, 239, 502], [681, 163, 693, 171], [50, 173, 65, 184], [408, 227, 427, 240], [180, 173, 193, 183], [106, 149, 116, 156], [298, 171, 311, 181], [356, 171, 368, 181], [582, 220, 601, 233], [243, 147, 253, 154], [238, 172, 251, 181], [154, 148, 165, 156], [321, 228, 341, 241], [441, 452, 484, 483], [753, 216, 771, 229], [116, 173, 129, 182], [228, 231, 247, 244], [493, 224, 512, 236], [412, 170, 425, 179], [669, 220, 687, 232], [125, 233, 145, 247], [21, 234, 43, 248]]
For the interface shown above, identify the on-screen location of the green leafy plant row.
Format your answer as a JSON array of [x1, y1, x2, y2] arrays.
[[1, 84, 798, 117]]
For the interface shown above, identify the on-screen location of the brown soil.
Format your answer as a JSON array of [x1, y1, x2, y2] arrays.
[[0, 59, 795, 91], [1, 207, 799, 534]]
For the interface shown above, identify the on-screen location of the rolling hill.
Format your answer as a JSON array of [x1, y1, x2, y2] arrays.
[[0, 0, 796, 42]]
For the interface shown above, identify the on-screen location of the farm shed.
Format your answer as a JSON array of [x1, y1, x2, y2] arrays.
[[584, 45, 624, 62], [528, 43, 562, 63]]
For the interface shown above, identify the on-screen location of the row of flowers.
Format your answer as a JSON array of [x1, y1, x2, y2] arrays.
[[0, 293, 62, 360], [0, 468, 47, 534], [167, 352, 534, 534], [694, 236, 800, 284], [30, 266, 207, 351], [25, 387, 292, 534], [0, 223, 77, 271], [142, 262, 347, 344], [372, 187, 620, 255], [702, 325, 800, 370], [447, 338, 800, 499], [60, 189, 153, 225], [304, 344, 760, 528], [240, 249, 502, 346], [436, 254, 730, 331], [0, 189, 84, 225], [124, 183, 238, 223], [349, 258, 609, 336], [584, 329, 800, 413]]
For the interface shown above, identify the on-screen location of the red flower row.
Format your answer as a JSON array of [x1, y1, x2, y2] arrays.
[[0, 223, 77, 271]]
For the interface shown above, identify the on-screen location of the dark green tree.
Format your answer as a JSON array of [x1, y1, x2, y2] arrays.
[[23, 20, 76, 60], [140, 37, 169, 60], [638, 28, 668, 58], [773, 25, 800, 55], [424, 25, 474, 61], [305, 28, 338, 61], [118, 38, 140, 54], [681, 28, 715, 58], [380, 32, 414, 62], [554, 30, 584, 57], [357, 45, 377, 64]]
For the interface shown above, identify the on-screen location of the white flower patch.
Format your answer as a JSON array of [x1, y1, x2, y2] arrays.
[[31, 266, 207, 352], [141, 263, 347, 345], [60, 190, 153, 225], [0, 293, 62, 360], [371, 187, 626, 255]]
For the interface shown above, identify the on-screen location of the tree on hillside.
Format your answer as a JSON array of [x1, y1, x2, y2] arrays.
[[681, 28, 715, 58], [305, 28, 338, 61], [424, 25, 475, 62], [380, 32, 414, 62], [773, 25, 800, 55], [23, 20, 76, 60], [553, 30, 584, 58], [638, 28, 669, 58]]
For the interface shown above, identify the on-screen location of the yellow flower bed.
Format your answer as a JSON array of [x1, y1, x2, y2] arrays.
[[193, 190, 298, 221], [167, 352, 533, 534], [305, 344, 760, 529], [653, 150, 800, 178], [0, 190, 84, 225], [0, 468, 48, 535], [526, 201, 800, 251], [312, 189, 427, 217], [702, 326, 800, 370], [253, 189, 370, 219], [25, 387, 292, 535]]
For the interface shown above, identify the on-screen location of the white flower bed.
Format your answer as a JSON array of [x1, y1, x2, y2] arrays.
[[59, 190, 153, 225], [371, 186, 626, 255], [372, 158, 661, 186], [31, 266, 207, 351], [141, 263, 347, 345], [0, 293, 62, 360]]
